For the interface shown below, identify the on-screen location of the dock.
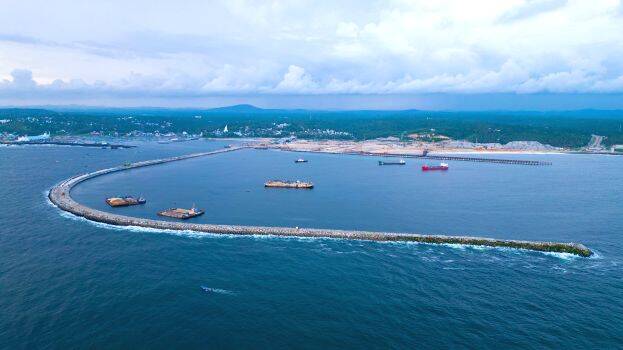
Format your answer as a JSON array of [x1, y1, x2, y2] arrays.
[[47, 146, 591, 257]]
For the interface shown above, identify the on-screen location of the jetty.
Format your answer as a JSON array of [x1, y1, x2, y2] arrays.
[[48, 146, 591, 257], [418, 154, 550, 166], [365, 152, 551, 166]]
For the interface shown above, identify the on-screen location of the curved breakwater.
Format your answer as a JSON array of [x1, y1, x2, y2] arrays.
[[48, 146, 593, 257]]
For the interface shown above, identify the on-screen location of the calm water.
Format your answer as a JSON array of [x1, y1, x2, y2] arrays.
[[1, 140, 622, 349]]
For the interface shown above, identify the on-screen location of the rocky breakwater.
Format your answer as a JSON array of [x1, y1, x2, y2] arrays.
[[48, 146, 593, 257]]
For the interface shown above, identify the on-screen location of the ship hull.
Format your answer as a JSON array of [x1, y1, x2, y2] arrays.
[[422, 166, 448, 171], [378, 161, 405, 165], [106, 197, 146, 207]]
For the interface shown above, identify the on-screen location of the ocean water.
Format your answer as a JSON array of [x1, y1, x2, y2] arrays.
[[1, 140, 622, 349]]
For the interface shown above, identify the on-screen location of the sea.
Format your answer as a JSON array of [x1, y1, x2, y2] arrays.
[[1, 139, 622, 349]]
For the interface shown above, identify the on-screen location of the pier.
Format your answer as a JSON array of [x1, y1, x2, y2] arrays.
[[48, 146, 591, 257], [364, 152, 551, 166], [418, 154, 551, 166]]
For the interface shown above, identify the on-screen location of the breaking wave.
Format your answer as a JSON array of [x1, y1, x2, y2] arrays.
[[46, 190, 591, 260]]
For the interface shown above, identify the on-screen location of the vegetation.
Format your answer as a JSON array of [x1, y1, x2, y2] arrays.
[[1, 106, 623, 148]]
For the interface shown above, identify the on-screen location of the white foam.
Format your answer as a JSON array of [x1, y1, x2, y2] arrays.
[[587, 250, 603, 260], [201, 286, 235, 295], [43, 190, 56, 208], [540, 251, 579, 261], [47, 194, 590, 260]]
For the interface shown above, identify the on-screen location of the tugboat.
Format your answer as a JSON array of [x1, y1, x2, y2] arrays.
[[157, 205, 205, 219], [294, 158, 308, 163], [422, 162, 449, 171], [106, 195, 147, 207], [378, 159, 406, 165]]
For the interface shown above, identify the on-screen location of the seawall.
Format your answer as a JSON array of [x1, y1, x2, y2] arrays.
[[48, 146, 593, 257]]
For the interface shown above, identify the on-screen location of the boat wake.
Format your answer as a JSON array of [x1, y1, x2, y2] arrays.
[[201, 286, 236, 295]]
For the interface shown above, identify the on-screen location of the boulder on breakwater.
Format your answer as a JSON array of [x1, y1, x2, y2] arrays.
[[47, 146, 593, 257]]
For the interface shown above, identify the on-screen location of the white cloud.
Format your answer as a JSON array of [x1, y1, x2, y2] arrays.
[[336, 22, 360, 38], [0, 0, 623, 102], [274, 65, 318, 92], [498, 0, 568, 23]]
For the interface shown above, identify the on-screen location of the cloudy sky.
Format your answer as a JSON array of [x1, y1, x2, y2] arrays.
[[1, 0, 623, 109]]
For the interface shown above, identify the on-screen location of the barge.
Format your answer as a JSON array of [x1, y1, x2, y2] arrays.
[[157, 206, 205, 219], [265, 180, 314, 189], [106, 196, 146, 207], [379, 159, 406, 165]]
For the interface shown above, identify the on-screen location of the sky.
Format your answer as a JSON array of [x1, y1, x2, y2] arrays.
[[1, 0, 623, 110]]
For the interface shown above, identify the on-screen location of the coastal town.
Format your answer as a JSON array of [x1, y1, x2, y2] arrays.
[[3, 127, 623, 155], [2, 107, 623, 154]]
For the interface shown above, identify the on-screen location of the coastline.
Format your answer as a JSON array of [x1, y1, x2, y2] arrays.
[[47, 145, 592, 257], [4, 134, 620, 156], [259, 139, 568, 156]]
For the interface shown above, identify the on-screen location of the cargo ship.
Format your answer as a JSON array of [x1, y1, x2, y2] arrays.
[[265, 180, 314, 189], [294, 158, 308, 163], [378, 159, 406, 165], [422, 162, 449, 171], [157, 206, 205, 219], [105, 196, 146, 207]]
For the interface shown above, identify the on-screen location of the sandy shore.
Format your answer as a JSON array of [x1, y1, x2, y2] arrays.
[[260, 139, 569, 156]]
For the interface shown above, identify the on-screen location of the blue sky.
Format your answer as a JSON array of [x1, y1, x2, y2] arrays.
[[1, 0, 623, 109]]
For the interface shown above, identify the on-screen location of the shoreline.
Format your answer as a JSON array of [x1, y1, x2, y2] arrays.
[[47, 146, 592, 257], [3, 135, 621, 156], [262, 139, 566, 156], [247, 138, 623, 157]]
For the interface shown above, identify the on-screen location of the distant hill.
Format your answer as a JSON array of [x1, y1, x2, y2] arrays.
[[208, 104, 264, 112]]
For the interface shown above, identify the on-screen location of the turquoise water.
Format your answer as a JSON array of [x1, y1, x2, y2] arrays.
[[1, 140, 622, 348]]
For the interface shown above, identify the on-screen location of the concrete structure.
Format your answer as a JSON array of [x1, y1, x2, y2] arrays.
[[48, 146, 592, 257]]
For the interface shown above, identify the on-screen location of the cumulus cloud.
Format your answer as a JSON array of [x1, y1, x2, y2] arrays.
[[7, 69, 37, 89], [0, 0, 623, 102], [275, 65, 318, 92]]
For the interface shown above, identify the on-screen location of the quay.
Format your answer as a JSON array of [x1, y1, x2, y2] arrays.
[[48, 146, 591, 257]]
